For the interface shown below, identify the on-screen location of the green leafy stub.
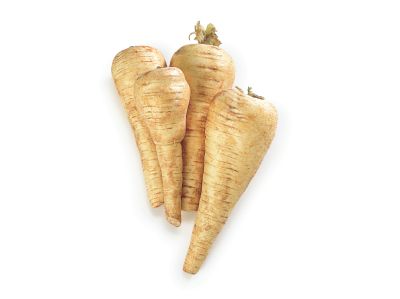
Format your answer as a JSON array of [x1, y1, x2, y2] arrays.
[[247, 87, 265, 100], [235, 86, 265, 100], [189, 21, 222, 46]]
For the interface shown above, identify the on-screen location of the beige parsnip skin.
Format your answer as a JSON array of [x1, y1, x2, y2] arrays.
[[111, 46, 166, 208], [170, 44, 235, 211], [135, 67, 190, 226], [183, 88, 278, 274]]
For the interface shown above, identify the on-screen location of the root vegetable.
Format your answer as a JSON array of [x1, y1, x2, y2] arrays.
[[170, 22, 235, 211], [183, 87, 278, 274], [135, 67, 190, 226], [111, 46, 166, 208]]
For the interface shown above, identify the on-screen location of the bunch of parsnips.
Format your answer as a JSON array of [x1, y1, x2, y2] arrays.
[[111, 22, 277, 274]]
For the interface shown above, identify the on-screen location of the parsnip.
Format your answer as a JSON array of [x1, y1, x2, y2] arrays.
[[170, 22, 235, 211], [111, 46, 166, 208], [183, 87, 278, 274], [135, 67, 190, 226]]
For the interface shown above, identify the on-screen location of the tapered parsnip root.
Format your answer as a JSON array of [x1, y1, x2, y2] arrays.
[[135, 67, 190, 226], [111, 46, 166, 208], [183, 87, 278, 274], [170, 22, 235, 211]]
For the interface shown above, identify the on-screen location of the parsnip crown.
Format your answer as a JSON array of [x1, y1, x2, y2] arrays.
[[189, 21, 222, 46]]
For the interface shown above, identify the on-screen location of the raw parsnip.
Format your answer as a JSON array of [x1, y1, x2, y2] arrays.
[[170, 22, 235, 211], [111, 46, 166, 208], [183, 87, 278, 274], [135, 67, 190, 226]]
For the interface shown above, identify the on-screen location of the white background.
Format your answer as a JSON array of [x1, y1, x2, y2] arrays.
[[0, 0, 399, 298]]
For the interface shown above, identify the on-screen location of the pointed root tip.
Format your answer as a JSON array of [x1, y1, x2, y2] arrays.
[[151, 201, 163, 208], [167, 216, 181, 227], [183, 261, 200, 274]]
